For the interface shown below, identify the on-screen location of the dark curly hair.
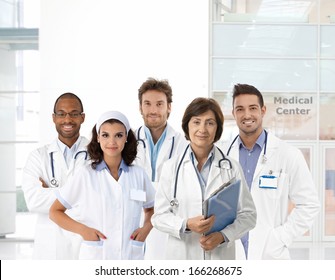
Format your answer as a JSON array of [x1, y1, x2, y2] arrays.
[[87, 119, 137, 168]]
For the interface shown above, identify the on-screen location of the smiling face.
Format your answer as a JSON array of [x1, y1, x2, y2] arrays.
[[232, 93, 266, 137], [52, 97, 85, 147], [97, 122, 127, 162], [139, 90, 171, 131], [188, 110, 217, 153]]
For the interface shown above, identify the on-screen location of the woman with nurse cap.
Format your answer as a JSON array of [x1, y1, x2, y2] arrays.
[[50, 110, 155, 260]]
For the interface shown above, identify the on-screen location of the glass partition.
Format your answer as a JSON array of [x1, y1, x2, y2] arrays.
[[325, 148, 335, 237]]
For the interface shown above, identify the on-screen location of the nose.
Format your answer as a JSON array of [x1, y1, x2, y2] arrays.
[[198, 122, 207, 133]]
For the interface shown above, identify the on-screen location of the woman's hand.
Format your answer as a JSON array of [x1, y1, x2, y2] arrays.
[[186, 215, 215, 234], [199, 232, 224, 251], [80, 225, 107, 241]]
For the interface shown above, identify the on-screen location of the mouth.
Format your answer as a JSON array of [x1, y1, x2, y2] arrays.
[[242, 120, 255, 125], [62, 125, 74, 132]]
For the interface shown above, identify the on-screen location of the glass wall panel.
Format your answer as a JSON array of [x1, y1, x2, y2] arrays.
[[214, 91, 317, 141], [213, 24, 318, 57], [320, 60, 335, 92], [0, 0, 16, 27], [325, 148, 335, 236], [263, 93, 317, 140], [320, 26, 335, 57], [212, 58, 318, 92], [320, 95, 335, 140]]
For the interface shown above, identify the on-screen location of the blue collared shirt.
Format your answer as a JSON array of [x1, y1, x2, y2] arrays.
[[144, 125, 167, 181], [238, 130, 266, 190], [95, 159, 129, 178], [189, 147, 214, 197], [57, 137, 81, 168], [238, 130, 266, 258]]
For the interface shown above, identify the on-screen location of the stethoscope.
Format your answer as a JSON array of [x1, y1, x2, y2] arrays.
[[226, 130, 268, 164], [49, 150, 88, 188], [169, 144, 233, 208], [137, 126, 175, 159]]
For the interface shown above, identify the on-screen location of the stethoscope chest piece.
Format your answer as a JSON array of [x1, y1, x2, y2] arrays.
[[50, 178, 59, 188], [170, 198, 179, 207]]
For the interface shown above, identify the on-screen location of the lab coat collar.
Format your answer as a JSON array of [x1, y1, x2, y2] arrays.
[[47, 136, 87, 155]]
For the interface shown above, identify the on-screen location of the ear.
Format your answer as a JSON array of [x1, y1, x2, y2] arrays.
[[139, 103, 143, 115], [167, 103, 172, 114], [261, 105, 266, 117], [231, 108, 236, 119], [80, 113, 85, 123]]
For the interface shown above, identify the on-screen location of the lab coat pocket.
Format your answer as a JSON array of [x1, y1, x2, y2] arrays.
[[130, 240, 145, 260], [79, 240, 103, 260], [262, 229, 290, 260]]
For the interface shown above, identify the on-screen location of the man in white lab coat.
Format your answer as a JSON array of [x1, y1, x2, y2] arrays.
[[22, 92, 89, 259], [134, 78, 188, 259], [227, 83, 320, 259]]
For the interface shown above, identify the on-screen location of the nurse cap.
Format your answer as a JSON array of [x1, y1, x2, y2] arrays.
[[96, 111, 131, 134]]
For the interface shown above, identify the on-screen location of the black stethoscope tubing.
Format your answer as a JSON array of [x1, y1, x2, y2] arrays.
[[226, 130, 268, 161], [50, 150, 88, 187], [137, 126, 175, 160], [170, 144, 233, 207]]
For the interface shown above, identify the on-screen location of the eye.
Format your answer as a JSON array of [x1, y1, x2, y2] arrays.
[[207, 121, 216, 126], [54, 112, 66, 118], [101, 133, 108, 138], [116, 133, 124, 138], [69, 112, 81, 118]]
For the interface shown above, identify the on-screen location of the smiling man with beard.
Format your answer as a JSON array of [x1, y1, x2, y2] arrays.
[[134, 78, 188, 259], [227, 83, 319, 260], [22, 92, 89, 259]]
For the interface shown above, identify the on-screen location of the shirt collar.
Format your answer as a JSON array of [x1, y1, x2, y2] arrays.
[[238, 130, 266, 151], [57, 137, 80, 154], [95, 159, 129, 173], [189, 146, 215, 165]]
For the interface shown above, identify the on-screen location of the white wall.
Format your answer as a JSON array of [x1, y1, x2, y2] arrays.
[[40, 0, 209, 144]]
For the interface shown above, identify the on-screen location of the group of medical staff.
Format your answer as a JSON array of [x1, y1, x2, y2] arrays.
[[21, 79, 320, 260]]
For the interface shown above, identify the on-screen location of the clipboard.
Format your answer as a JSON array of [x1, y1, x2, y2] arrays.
[[202, 178, 241, 235]]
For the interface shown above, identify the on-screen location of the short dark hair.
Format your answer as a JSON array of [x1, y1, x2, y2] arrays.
[[182, 97, 224, 143], [87, 119, 137, 167], [232, 84, 264, 108], [138, 78, 173, 104], [53, 92, 84, 113]]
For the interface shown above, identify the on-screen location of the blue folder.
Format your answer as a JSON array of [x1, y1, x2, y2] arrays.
[[203, 178, 241, 235]]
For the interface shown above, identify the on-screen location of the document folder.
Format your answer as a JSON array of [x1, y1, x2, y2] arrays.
[[203, 178, 241, 235]]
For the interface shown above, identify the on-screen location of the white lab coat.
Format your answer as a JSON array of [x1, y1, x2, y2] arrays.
[[134, 123, 189, 259], [22, 136, 89, 259], [56, 164, 155, 260], [134, 124, 188, 183], [151, 145, 257, 260], [227, 132, 320, 259]]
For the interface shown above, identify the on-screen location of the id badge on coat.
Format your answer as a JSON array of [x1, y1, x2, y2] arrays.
[[130, 189, 146, 201], [259, 175, 278, 189]]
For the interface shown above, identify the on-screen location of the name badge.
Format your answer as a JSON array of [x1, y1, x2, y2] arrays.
[[259, 175, 278, 189], [130, 189, 146, 202]]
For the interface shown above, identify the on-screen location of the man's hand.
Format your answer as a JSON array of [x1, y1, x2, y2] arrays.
[[39, 177, 49, 188]]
